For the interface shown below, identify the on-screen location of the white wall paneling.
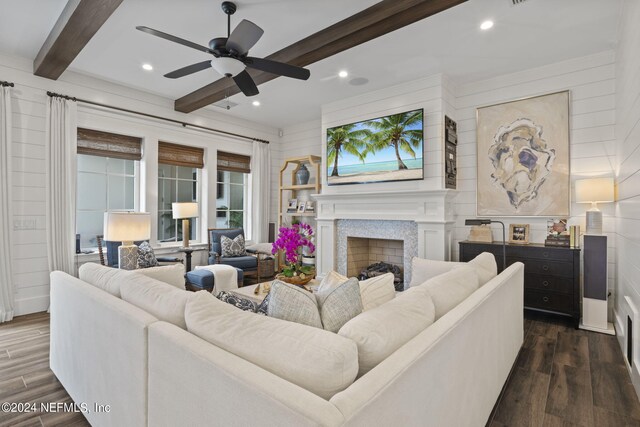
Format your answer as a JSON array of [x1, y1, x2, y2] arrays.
[[615, 0, 640, 397]]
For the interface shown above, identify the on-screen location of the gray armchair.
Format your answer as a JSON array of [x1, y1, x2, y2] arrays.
[[208, 228, 260, 284]]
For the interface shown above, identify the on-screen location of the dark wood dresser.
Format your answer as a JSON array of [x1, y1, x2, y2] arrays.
[[459, 241, 580, 326]]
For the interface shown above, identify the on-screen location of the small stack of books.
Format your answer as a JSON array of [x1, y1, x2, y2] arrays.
[[545, 219, 569, 247], [545, 234, 570, 247]]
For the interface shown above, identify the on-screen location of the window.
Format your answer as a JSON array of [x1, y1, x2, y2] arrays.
[[76, 129, 141, 249], [216, 151, 251, 233], [157, 142, 204, 243]]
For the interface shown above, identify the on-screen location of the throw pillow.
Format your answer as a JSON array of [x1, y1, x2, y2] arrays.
[[467, 252, 498, 285], [137, 241, 158, 268], [409, 257, 461, 287], [319, 270, 349, 289], [315, 277, 363, 333], [266, 280, 323, 329], [220, 234, 246, 257], [338, 285, 436, 376], [256, 292, 270, 316], [358, 273, 396, 311], [423, 265, 479, 319], [216, 291, 258, 312]]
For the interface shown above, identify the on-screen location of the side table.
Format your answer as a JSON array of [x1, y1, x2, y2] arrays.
[[178, 247, 206, 272]]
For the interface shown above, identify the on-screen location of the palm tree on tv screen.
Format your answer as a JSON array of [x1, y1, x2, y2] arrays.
[[326, 124, 371, 176], [366, 110, 423, 170]]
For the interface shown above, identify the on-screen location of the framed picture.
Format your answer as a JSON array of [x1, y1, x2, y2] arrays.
[[305, 201, 315, 212], [287, 199, 298, 213], [297, 203, 306, 213], [509, 224, 530, 244], [476, 91, 570, 216], [326, 108, 424, 186]]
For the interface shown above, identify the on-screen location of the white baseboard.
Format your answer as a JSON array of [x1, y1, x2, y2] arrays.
[[15, 295, 49, 316]]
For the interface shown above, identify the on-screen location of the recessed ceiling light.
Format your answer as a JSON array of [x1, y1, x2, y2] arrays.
[[252, 100, 261, 107], [480, 20, 494, 30], [338, 70, 348, 78], [142, 63, 153, 71]]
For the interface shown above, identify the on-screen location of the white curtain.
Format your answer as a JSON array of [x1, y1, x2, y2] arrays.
[[46, 96, 77, 275], [0, 86, 15, 322], [251, 142, 271, 242]]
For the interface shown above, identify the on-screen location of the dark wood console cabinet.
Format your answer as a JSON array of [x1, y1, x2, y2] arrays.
[[459, 241, 580, 326]]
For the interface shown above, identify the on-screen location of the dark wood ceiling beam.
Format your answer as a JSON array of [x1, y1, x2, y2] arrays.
[[33, 0, 124, 80], [175, 0, 467, 113]]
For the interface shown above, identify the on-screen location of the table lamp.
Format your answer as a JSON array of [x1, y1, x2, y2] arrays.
[[575, 177, 614, 235], [172, 202, 199, 248], [103, 212, 151, 270]]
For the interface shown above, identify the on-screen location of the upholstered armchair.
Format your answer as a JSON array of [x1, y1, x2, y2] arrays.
[[208, 228, 261, 284]]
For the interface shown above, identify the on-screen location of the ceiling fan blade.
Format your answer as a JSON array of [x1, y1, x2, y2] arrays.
[[232, 70, 259, 97], [136, 26, 214, 55], [245, 57, 310, 80], [164, 61, 212, 79], [226, 20, 264, 55]]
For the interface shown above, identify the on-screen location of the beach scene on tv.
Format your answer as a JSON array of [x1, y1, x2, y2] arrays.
[[326, 108, 424, 185]]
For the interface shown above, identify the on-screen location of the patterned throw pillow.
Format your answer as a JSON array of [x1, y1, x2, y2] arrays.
[[216, 291, 258, 312], [256, 292, 270, 316], [137, 241, 158, 268], [220, 234, 246, 257], [266, 280, 323, 329], [315, 278, 363, 333]]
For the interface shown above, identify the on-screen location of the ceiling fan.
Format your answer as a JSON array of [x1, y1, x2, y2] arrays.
[[136, 1, 310, 97]]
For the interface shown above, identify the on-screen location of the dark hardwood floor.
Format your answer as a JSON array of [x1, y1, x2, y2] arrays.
[[1, 311, 639, 426], [488, 311, 640, 427]]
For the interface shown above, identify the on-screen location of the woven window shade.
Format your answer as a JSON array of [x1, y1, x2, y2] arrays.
[[217, 151, 251, 173], [158, 141, 205, 168], [77, 128, 142, 160]]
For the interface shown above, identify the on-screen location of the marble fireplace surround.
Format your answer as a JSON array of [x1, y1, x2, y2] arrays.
[[312, 190, 457, 287]]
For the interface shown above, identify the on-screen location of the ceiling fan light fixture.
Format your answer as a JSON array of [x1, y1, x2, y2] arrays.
[[210, 57, 246, 77]]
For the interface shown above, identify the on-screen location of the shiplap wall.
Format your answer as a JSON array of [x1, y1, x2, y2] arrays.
[[615, 0, 640, 394], [2, 53, 278, 316], [453, 51, 617, 294]]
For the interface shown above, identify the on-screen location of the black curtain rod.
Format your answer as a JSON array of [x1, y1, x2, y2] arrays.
[[46, 91, 269, 144], [0, 80, 14, 87]]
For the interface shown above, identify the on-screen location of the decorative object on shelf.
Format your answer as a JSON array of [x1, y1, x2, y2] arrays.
[[575, 177, 614, 235], [103, 212, 151, 270], [295, 163, 310, 185], [476, 91, 570, 216], [509, 224, 530, 244], [172, 202, 199, 248], [545, 219, 570, 247], [305, 201, 315, 212], [296, 203, 306, 213], [327, 108, 424, 186], [464, 219, 506, 270], [286, 199, 298, 213], [468, 225, 492, 243], [569, 225, 580, 248], [272, 223, 316, 286]]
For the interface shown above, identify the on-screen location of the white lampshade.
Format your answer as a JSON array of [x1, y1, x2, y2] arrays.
[[103, 212, 151, 242], [575, 178, 614, 204], [172, 202, 199, 219]]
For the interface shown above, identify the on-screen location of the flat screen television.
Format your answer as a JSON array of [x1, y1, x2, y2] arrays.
[[326, 108, 424, 186]]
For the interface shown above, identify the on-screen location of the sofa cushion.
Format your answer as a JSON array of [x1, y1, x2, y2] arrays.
[[137, 241, 159, 268], [338, 285, 436, 376], [319, 270, 395, 312], [266, 280, 323, 329], [468, 252, 498, 285], [409, 258, 460, 287], [120, 273, 193, 329], [358, 273, 396, 311], [218, 255, 257, 270], [135, 264, 186, 289], [424, 265, 479, 319], [221, 234, 247, 257], [185, 291, 359, 400], [78, 263, 128, 297], [315, 278, 363, 333]]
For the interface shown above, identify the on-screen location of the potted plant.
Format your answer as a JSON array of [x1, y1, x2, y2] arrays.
[[271, 223, 316, 285]]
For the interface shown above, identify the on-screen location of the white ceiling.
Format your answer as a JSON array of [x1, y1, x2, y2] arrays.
[[0, 0, 622, 128]]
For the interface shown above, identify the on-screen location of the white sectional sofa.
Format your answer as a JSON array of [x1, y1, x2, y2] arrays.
[[50, 257, 524, 427]]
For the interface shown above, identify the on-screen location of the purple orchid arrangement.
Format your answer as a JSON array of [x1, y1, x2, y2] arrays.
[[271, 223, 315, 276]]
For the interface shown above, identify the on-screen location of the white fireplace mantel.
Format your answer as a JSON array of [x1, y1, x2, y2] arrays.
[[311, 189, 458, 275]]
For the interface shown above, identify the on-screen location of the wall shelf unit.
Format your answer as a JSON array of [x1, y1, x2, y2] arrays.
[[278, 155, 321, 227]]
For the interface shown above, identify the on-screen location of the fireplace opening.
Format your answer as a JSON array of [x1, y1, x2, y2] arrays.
[[347, 237, 404, 290]]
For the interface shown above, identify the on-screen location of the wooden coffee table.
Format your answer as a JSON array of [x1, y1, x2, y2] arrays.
[[231, 279, 320, 305]]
